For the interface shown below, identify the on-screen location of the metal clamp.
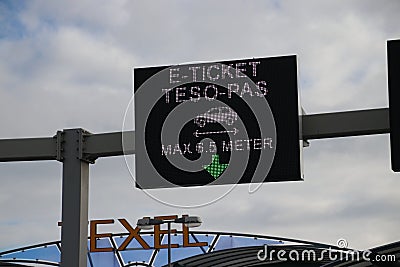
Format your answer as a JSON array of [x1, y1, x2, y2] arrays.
[[55, 129, 96, 164], [77, 129, 96, 164], [55, 131, 64, 162]]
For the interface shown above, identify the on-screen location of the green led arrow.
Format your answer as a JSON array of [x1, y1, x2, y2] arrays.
[[204, 154, 228, 179]]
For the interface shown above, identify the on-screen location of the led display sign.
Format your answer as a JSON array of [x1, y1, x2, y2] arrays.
[[134, 55, 302, 188]]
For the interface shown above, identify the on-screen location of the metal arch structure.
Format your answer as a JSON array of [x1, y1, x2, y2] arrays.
[[0, 230, 359, 266], [0, 108, 392, 267], [0, 230, 399, 267]]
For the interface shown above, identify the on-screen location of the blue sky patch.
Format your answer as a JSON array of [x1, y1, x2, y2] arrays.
[[0, 0, 27, 39]]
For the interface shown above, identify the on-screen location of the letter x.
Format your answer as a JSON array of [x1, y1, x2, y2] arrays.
[[118, 219, 150, 250]]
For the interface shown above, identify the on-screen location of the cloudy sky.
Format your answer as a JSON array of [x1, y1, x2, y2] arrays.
[[1, 0, 400, 252]]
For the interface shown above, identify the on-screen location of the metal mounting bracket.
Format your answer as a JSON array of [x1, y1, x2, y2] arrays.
[[77, 129, 96, 164], [55, 129, 97, 164], [55, 131, 64, 162]]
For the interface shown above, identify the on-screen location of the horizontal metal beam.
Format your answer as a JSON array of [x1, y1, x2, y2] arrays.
[[0, 131, 135, 163], [302, 108, 389, 140], [0, 137, 57, 162], [0, 109, 390, 162], [83, 131, 135, 161]]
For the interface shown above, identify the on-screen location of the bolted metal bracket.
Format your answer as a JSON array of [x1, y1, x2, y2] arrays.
[[55, 131, 64, 162], [301, 107, 310, 148], [77, 129, 96, 164], [55, 129, 97, 164]]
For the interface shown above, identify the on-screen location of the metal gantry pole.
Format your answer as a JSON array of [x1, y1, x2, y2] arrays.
[[60, 129, 90, 267], [168, 221, 172, 267]]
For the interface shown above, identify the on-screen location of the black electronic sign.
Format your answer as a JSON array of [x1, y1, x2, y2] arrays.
[[388, 39, 400, 172], [134, 56, 302, 189]]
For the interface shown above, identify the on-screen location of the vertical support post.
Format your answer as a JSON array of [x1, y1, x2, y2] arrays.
[[167, 221, 171, 267], [60, 129, 89, 267]]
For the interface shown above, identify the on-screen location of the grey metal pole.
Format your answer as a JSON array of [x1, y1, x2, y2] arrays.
[[60, 129, 90, 267], [168, 221, 171, 267]]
